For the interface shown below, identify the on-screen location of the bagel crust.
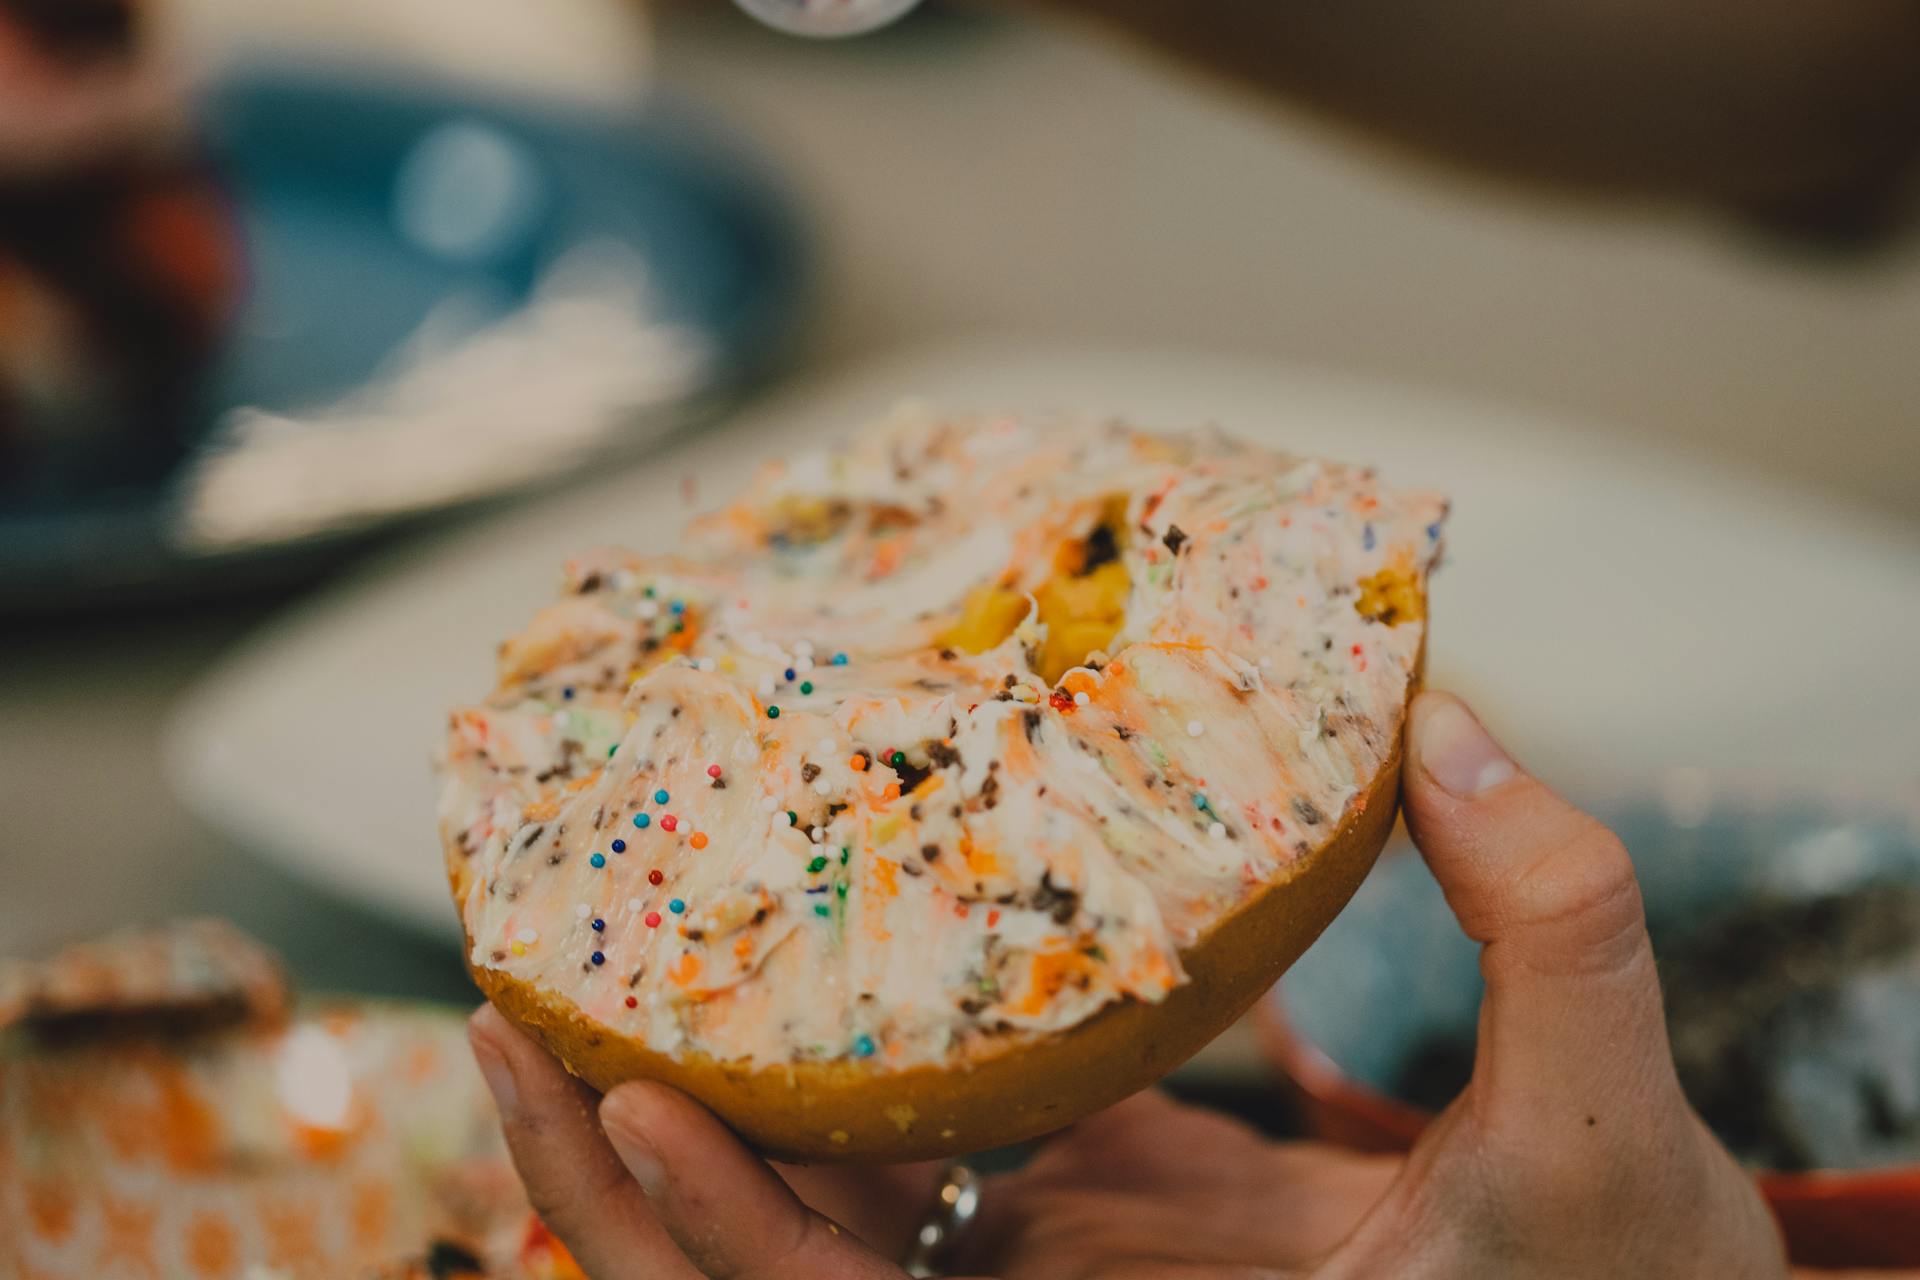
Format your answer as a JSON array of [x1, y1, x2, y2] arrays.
[[439, 410, 1444, 1160]]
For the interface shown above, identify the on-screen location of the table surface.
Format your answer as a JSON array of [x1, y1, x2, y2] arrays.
[[6, 1, 1918, 1053]]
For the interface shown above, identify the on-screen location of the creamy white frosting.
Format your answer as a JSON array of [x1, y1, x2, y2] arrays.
[[439, 409, 1446, 1067]]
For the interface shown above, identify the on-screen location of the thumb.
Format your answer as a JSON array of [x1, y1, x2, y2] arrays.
[[598, 1082, 906, 1280], [1400, 691, 1681, 1130]]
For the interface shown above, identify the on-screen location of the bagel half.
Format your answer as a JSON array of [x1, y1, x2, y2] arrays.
[[439, 410, 1444, 1161]]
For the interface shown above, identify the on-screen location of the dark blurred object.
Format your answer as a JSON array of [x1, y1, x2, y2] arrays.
[[1031, 0, 1920, 245], [0, 69, 801, 617], [1666, 886, 1920, 1173], [0, 0, 244, 503], [1381, 884, 1920, 1171], [1263, 783, 1920, 1268]]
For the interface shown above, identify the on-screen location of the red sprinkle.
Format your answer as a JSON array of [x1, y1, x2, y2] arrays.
[[660, 815, 678, 832], [625, 995, 638, 1008], [644, 911, 662, 928], [1048, 688, 1075, 713], [707, 764, 723, 778], [648, 869, 664, 885]]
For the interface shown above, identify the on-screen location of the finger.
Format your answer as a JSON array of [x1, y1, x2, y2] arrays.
[[774, 1159, 945, 1259], [468, 1006, 699, 1280], [1400, 692, 1680, 1128], [599, 1080, 905, 1280]]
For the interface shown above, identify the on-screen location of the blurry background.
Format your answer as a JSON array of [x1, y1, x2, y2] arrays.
[[4, 0, 1919, 1109]]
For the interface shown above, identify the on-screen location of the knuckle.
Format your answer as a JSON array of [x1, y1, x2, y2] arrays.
[[1501, 816, 1648, 976]]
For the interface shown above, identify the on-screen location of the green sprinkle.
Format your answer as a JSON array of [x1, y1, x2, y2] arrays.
[[808, 856, 828, 873], [787, 810, 799, 826], [814, 903, 831, 918], [835, 881, 848, 898], [607, 744, 618, 758], [766, 705, 781, 719], [799, 680, 814, 695], [890, 751, 906, 767], [839, 846, 850, 865]]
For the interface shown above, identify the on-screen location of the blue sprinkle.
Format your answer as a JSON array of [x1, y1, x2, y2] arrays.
[[806, 885, 829, 895], [783, 667, 796, 682], [590, 852, 607, 869], [611, 838, 627, 853], [654, 789, 670, 804], [669, 600, 686, 614], [669, 898, 685, 914], [633, 813, 651, 829], [592, 918, 605, 932], [561, 687, 575, 700], [852, 1034, 876, 1059], [1193, 793, 1210, 809], [1427, 521, 1442, 542], [591, 951, 605, 966], [1362, 524, 1376, 551], [832, 652, 848, 666]]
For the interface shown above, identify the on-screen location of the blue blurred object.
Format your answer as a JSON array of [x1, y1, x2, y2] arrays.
[[0, 67, 803, 613]]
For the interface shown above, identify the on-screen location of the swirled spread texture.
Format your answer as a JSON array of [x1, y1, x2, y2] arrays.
[[440, 411, 1446, 1068]]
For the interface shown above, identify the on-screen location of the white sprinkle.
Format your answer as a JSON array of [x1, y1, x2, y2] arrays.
[[797, 655, 815, 673], [1073, 691, 1089, 707], [574, 904, 590, 920], [757, 674, 776, 696], [695, 657, 717, 673], [1208, 822, 1227, 839], [515, 927, 539, 944], [811, 826, 826, 844], [1186, 720, 1205, 737], [636, 599, 660, 620], [760, 795, 779, 813], [626, 897, 644, 913], [812, 778, 833, 797]]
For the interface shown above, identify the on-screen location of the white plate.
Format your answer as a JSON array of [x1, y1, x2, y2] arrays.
[[166, 340, 1920, 939]]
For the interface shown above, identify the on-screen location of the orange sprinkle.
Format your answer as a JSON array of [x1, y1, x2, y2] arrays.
[[881, 782, 901, 802], [849, 754, 868, 772], [690, 832, 709, 850], [953, 901, 969, 919], [733, 936, 753, 960], [986, 909, 1001, 928]]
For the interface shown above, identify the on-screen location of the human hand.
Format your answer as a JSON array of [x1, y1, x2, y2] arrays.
[[466, 691, 1818, 1278]]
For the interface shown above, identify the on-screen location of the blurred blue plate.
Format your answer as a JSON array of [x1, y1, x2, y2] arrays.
[[0, 67, 802, 614]]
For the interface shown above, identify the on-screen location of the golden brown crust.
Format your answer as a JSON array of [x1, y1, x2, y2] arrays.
[[465, 648, 1418, 1163]]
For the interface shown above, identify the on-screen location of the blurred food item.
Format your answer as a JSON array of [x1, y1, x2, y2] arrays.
[[0, 918, 577, 1279], [0, 0, 243, 504], [0, 917, 287, 1035], [1384, 883, 1920, 1173], [174, 239, 711, 551], [1664, 885, 1920, 1173]]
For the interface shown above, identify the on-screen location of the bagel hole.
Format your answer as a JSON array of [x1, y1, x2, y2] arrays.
[[939, 499, 1132, 682]]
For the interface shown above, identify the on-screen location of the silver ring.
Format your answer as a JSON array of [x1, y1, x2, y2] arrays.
[[901, 1159, 982, 1277]]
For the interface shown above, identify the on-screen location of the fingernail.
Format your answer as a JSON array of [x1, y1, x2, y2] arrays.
[[1417, 698, 1517, 798], [469, 1022, 519, 1115], [602, 1096, 668, 1196]]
